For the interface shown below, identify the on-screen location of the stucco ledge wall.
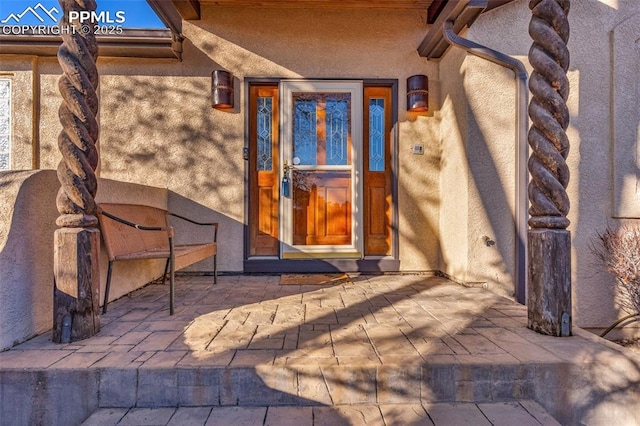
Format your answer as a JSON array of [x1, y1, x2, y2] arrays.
[[0, 170, 212, 350], [0, 170, 58, 350]]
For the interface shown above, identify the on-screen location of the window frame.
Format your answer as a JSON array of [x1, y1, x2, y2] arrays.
[[0, 77, 12, 171]]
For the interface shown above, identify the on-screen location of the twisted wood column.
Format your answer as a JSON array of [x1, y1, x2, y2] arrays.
[[528, 0, 570, 229], [53, 0, 100, 342], [527, 0, 572, 336], [56, 0, 99, 228]]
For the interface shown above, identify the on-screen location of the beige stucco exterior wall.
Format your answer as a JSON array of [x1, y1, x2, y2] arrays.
[[446, 0, 640, 330], [437, 2, 530, 300], [0, 170, 57, 350], [437, 45, 470, 283]]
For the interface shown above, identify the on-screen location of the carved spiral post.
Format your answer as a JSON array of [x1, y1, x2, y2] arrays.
[[527, 0, 572, 336], [53, 0, 101, 343]]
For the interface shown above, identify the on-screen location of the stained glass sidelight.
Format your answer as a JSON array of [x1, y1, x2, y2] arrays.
[[325, 99, 348, 165], [369, 98, 385, 172], [293, 98, 317, 165], [257, 96, 273, 171], [0, 79, 10, 171]]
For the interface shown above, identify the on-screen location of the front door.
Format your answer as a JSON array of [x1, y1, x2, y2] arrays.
[[280, 80, 363, 258], [247, 80, 394, 264]]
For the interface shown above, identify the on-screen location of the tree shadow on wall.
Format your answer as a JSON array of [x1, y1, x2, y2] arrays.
[[99, 76, 241, 206]]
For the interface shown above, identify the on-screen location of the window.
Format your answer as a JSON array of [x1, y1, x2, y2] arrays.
[[0, 78, 10, 171]]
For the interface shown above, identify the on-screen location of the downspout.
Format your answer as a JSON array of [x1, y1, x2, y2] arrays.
[[442, 20, 529, 304]]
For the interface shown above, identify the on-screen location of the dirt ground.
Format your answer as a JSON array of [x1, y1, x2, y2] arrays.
[[613, 337, 640, 353]]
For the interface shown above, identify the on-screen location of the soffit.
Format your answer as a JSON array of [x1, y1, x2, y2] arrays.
[[198, 0, 435, 9], [148, 0, 516, 61], [164, 0, 515, 25]]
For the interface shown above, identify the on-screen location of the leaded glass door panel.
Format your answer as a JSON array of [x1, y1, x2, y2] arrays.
[[248, 85, 279, 256], [280, 81, 363, 257]]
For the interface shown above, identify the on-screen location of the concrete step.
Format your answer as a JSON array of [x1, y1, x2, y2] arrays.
[[98, 362, 546, 408], [1, 360, 557, 425], [82, 401, 562, 426]]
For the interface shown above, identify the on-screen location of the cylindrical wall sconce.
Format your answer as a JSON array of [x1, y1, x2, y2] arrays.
[[407, 74, 429, 113], [212, 70, 234, 110]]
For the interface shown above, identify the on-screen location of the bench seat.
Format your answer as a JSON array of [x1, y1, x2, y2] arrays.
[[112, 243, 216, 268], [97, 203, 218, 315]]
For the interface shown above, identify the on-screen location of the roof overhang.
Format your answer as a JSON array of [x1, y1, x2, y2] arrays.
[[0, 28, 182, 60], [0, 0, 513, 61], [147, 0, 439, 27], [418, 0, 515, 60], [146, 0, 515, 63], [145, 1, 198, 35]]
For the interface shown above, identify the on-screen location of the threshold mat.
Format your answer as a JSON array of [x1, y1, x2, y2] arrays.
[[279, 273, 352, 286]]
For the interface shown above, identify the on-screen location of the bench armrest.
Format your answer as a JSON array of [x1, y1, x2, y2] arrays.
[[169, 212, 219, 242], [98, 207, 170, 232]]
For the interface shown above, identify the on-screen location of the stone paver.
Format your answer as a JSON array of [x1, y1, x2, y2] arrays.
[[204, 407, 267, 426], [82, 408, 128, 426], [118, 407, 176, 425], [264, 406, 313, 426], [478, 401, 550, 426], [166, 407, 212, 426], [84, 402, 554, 425], [426, 402, 492, 425], [379, 403, 434, 425]]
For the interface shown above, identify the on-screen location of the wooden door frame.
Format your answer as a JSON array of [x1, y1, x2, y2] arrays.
[[243, 78, 400, 273]]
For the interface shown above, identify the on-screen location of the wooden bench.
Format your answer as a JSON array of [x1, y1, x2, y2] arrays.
[[97, 203, 218, 315]]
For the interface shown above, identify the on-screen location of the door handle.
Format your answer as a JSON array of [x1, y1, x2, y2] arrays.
[[282, 160, 291, 198], [283, 160, 296, 173]]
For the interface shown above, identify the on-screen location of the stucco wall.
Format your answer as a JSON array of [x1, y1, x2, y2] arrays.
[[438, 20, 522, 300], [460, 0, 640, 329], [0, 170, 57, 350], [438, 2, 532, 301], [612, 5, 640, 219], [0, 8, 445, 274], [438, 45, 470, 283]]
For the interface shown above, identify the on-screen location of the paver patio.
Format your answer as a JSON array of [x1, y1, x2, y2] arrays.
[[1, 275, 639, 425]]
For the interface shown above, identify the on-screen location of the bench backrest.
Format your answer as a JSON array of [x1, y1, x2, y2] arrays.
[[97, 203, 170, 261]]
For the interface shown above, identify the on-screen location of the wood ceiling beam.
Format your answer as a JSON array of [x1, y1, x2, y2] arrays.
[[417, 0, 470, 58], [171, 0, 201, 20], [417, 0, 487, 60], [427, 0, 446, 24]]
